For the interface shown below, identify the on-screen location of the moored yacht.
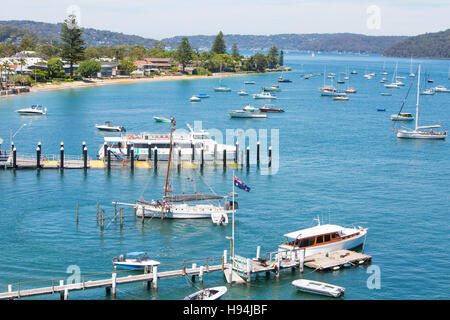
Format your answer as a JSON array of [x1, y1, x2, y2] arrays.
[[16, 105, 47, 115], [278, 221, 368, 258]]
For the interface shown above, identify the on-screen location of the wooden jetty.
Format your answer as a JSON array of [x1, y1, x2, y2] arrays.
[[0, 247, 371, 300]]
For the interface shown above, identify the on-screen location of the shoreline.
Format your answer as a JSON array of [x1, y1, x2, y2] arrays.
[[27, 72, 252, 94]]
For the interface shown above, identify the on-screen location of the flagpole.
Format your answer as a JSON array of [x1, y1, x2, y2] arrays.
[[232, 169, 235, 261]]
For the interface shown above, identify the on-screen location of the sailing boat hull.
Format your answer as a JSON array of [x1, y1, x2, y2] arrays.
[[136, 204, 234, 219], [397, 130, 447, 140]]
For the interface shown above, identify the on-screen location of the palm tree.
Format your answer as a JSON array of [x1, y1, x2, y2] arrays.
[[18, 58, 26, 86], [1, 61, 12, 89]]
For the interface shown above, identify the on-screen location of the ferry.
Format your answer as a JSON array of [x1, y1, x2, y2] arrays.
[[278, 221, 367, 258], [97, 123, 235, 160]]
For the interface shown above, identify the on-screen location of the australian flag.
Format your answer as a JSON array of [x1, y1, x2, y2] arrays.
[[234, 176, 251, 192]]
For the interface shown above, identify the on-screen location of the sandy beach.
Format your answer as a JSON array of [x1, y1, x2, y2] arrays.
[[28, 72, 250, 93]]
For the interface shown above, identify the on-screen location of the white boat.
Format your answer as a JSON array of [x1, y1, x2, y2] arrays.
[[229, 109, 267, 119], [253, 92, 277, 99], [380, 93, 392, 96], [190, 95, 201, 102], [434, 85, 450, 93], [113, 252, 160, 270], [278, 219, 368, 258], [262, 85, 281, 92], [184, 286, 227, 300], [95, 121, 126, 132], [97, 122, 235, 160], [344, 88, 356, 94], [409, 57, 416, 77], [350, 70, 357, 74], [131, 119, 239, 219], [320, 66, 336, 96], [333, 96, 349, 101], [385, 63, 401, 88], [292, 279, 345, 298], [391, 113, 414, 121], [211, 212, 229, 225], [214, 86, 231, 92], [244, 80, 255, 84], [421, 88, 435, 95], [16, 105, 47, 115], [237, 90, 249, 96], [397, 65, 447, 140]]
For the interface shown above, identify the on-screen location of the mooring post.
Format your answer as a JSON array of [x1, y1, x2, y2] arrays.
[[120, 208, 123, 229], [153, 147, 158, 169], [199, 266, 204, 283], [100, 209, 104, 230], [126, 142, 131, 159], [256, 246, 261, 260], [223, 250, 227, 270], [103, 142, 107, 162], [130, 147, 134, 170], [82, 141, 86, 155], [235, 141, 239, 163], [111, 272, 117, 297], [200, 147, 204, 169], [153, 266, 158, 291], [147, 144, 152, 161], [96, 203, 99, 221], [246, 258, 252, 282], [191, 263, 197, 282], [76, 203, 79, 224], [256, 141, 260, 165], [299, 249, 305, 274], [246, 147, 250, 169], [36, 142, 41, 169], [276, 254, 280, 278], [60, 142, 64, 170], [214, 144, 217, 162], [114, 202, 117, 218], [12, 147, 17, 169], [191, 143, 195, 161], [107, 147, 111, 170], [223, 148, 226, 168], [268, 146, 272, 168], [83, 145, 88, 170]]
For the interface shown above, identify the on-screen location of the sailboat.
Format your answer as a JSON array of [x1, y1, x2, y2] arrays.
[[385, 63, 401, 89], [319, 66, 336, 96], [421, 73, 435, 95], [129, 118, 238, 219], [397, 65, 447, 140], [409, 57, 416, 77], [214, 63, 231, 92], [381, 61, 388, 75]]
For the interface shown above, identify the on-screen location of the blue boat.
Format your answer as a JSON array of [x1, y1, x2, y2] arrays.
[[377, 108, 386, 112], [197, 93, 210, 98], [113, 252, 160, 270]]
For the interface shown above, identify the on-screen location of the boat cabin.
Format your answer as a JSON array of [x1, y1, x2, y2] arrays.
[[282, 224, 361, 249]]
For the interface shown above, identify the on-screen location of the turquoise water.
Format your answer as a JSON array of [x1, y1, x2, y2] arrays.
[[0, 53, 449, 300]]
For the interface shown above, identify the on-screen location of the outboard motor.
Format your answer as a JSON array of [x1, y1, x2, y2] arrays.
[[224, 201, 238, 210]]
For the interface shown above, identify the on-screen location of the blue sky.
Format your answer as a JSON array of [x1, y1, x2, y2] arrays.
[[1, 0, 449, 39]]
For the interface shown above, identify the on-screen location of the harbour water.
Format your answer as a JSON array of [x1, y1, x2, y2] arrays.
[[0, 52, 449, 300]]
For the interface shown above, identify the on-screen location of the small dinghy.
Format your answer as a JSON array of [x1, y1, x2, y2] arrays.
[[244, 81, 255, 84], [211, 212, 229, 225], [153, 116, 171, 123], [377, 108, 386, 112], [292, 279, 345, 298], [190, 95, 201, 102], [184, 286, 228, 300], [95, 121, 126, 132], [380, 93, 392, 96]]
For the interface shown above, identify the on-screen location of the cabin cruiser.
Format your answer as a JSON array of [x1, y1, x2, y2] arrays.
[[214, 86, 231, 92], [237, 90, 249, 96], [278, 221, 367, 258], [259, 104, 284, 113], [390, 112, 414, 121], [97, 123, 235, 160], [434, 85, 450, 93], [229, 105, 267, 118], [319, 87, 336, 96], [262, 85, 281, 92], [95, 121, 126, 132], [253, 92, 277, 100], [16, 105, 47, 115], [113, 252, 160, 270]]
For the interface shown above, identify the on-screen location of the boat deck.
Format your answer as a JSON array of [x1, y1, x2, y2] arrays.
[[304, 250, 372, 271]]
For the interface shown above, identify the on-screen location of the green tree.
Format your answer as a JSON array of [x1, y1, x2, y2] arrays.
[[19, 37, 36, 51], [84, 47, 100, 60], [231, 44, 239, 58], [36, 44, 60, 58], [211, 31, 226, 54], [60, 14, 85, 78], [278, 50, 284, 66], [0, 43, 19, 57], [119, 59, 137, 75], [47, 58, 64, 79], [176, 37, 194, 72], [249, 53, 268, 72], [267, 46, 279, 69], [77, 59, 101, 78]]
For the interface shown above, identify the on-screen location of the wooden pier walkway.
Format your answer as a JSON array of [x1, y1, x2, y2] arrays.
[[0, 248, 372, 300]]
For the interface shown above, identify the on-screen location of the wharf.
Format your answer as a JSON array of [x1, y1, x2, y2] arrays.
[[304, 250, 372, 271]]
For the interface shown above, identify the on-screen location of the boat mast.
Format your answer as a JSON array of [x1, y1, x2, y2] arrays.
[[232, 170, 235, 260], [415, 65, 421, 131], [161, 117, 176, 220]]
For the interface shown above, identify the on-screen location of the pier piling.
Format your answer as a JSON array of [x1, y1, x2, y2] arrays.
[[83, 146, 88, 170], [153, 266, 158, 291], [200, 147, 204, 169], [235, 142, 239, 163], [178, 148, 181, 171], [76, 203, 79, 224], [246, 147, 250, 169], [223, 149, 226, 168], [199, 266, 204, 283], [153, 147, 158, 169], [107, 148, 111, 170], [268, 146, 272, 168], [111, 273, 117, 297], [12, 147, 16, 168], [36, 143, 41, 169], [126, 143, 131, 159], [60, 142, 64, 170], [100, 210, 104, 230], [130, 147, 134, 170], [120, 208, 123, 229], [257, 141, 260, 165], [191, 143, 195, 161], [96, 203, 99, 221]]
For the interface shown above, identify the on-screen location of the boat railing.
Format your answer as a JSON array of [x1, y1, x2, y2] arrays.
[[266, 247, 306, 264]]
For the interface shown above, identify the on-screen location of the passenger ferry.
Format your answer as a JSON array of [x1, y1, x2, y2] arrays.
[[278, 221, 367, 258], [97, 123, 235, 160]]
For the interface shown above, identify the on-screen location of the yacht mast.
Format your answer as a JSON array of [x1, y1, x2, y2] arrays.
[[415, 65, 421, 131], [161, 117, 176, 220]]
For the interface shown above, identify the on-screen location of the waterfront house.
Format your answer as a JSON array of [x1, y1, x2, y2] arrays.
[[133, 57, 173, 75], [98, 62, 120, 78]]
